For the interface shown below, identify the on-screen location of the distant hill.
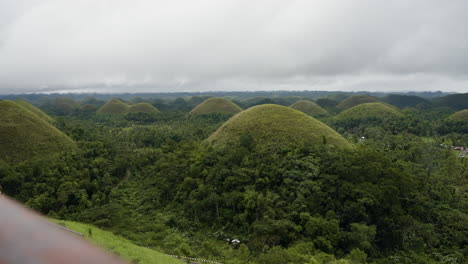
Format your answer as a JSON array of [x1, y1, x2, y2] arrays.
[[433, 93, 468, 110], [97, 99, 160, 114], [207, 104, 352, 152], [15, 100, 54, 122], [336, 95, 381, 110], [128, 103, 160, 113], [49, 97, 81, 114], [449, 109, 468, 122], [190, 98, 242, 115], [289, 100, 329, 117], [50, 220, 182, 264], [336, 102, 403, 121], [383, 94, 429, 108], [0, 100, 75, 163], [97, 99, 129, 114]]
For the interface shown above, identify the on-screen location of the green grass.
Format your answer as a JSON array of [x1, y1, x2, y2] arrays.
[[449, 109, 468, 122], [190, 98, 242, 115], [97, 99, 130, 114], [128, 103, 160, 113], [50, 219, 183, 264], [15, 100, 54, 122], [0, 100, 76, 163], [336, 95, 381, 110], [289, 100, 329, 117], [335, 102, 403, 121], [207, 104, 352, 151]]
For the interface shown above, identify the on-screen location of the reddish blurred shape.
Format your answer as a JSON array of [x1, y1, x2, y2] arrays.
[[0, 195, 127, 264]]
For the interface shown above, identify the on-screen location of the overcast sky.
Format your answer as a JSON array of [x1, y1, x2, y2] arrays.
[[0, 0, 467, 94]]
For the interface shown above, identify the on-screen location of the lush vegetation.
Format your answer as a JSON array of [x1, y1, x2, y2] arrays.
[[290, 100, 329, 117], [0, 92, 467, 264], [190, 98, 242, 115], [50, 219, 182, 264], [0, 100, 76, 163]]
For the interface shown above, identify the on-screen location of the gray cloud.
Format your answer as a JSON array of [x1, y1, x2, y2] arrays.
[[0, 0, 467, 94]]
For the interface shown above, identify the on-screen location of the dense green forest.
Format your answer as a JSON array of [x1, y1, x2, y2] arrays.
[[0, 92, 467, 264]]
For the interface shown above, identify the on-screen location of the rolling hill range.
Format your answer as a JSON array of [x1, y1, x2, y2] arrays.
[[98, 99, 160, 114], [190, 97, 242, 115], [337, 95, 381, 110], [207, 104, 352, 151], [433, 93, 468, 110], [383, 94, 429, 108], [336, 102, 403, 121], [289, 100, 329, 117], [0, 100, 76, 163]]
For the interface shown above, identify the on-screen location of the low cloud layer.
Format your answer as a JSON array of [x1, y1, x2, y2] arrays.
[[0, 0, 467, 94]]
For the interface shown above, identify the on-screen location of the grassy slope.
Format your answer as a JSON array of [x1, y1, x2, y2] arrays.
[[50, 219, 182, 264], [0, 100, 76, 162], [128, 103, 160, 113], [336, 95, 380, 110], [336, 102, 403, 120], [15, 100, 54, 122], [449, 109, 468, 122], [190, 98, 242, 115], [97, 99, 130, 114], [290, 100, 329, 117], [207, 104, 352, 151]]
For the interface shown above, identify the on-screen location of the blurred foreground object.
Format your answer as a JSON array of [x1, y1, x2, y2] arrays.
[[0, 195, 127, 264]]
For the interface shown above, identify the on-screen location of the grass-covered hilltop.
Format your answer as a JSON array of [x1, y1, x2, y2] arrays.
[[289, 100, 329, 117], [97, 98, 130, 114], [0, 91, 466, 264], [336, 95, 381, 110], [449, 109, 468, 122], [97, 99, 160, 114], [336, 102, 403, 121], [128, 102, 160, 113], [190, 97, 242, 115], [0, 100, 75, 163], [207, 104, 352, 151], [15, 99, 55, 122]]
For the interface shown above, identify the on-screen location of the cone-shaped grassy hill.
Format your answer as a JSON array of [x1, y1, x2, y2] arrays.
[[97, 99, 129, 114], [290, 100, 329, 117], [15, 100, 54, 122], [206, 104, 352, 151], [336, 102, 403, 121], [190, 98, 242, 115], [0, 100, 75, 163], [128, 103, 160, 113], [449, 109, 468, 122], [337, 95, 380, 110], [52, 97, 81, 114]]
